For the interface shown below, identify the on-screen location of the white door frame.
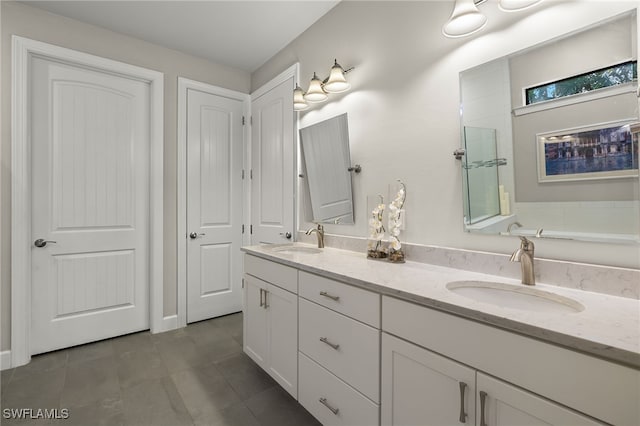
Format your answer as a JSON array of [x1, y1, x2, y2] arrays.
[[249, 63, 300, 245], [176, 77, 249, 328], [11, 36, 165, 368]]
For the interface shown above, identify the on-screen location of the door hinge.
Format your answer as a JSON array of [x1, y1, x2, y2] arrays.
[[250, 116, 253, 125], [250, 169, 253, 179], [242, 116, 245, 125], [250, 225, 253, 235], [242, 278, 245, 289], [242, 224, 245, 234], [242, 169, 245, 180]]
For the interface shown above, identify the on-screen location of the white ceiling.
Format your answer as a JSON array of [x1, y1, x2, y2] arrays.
[[21, 0, 340, 72]]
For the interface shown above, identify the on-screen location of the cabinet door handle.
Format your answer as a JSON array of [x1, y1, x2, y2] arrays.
[[319, 291, 340, 301], [479, 391, 488, 426], [458, 382, 467, 423], [319, 336, 340, 350], [263, 290, 269, 308], [259, 288, 264, 307], [319, 397, 339, 415]]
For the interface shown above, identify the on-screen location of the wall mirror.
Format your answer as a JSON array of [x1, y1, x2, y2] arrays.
[[459, 10, 639, 244], [300, 113, 355, 224]]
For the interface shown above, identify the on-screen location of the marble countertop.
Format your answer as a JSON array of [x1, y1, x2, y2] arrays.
[[242, 243, 640, 369]]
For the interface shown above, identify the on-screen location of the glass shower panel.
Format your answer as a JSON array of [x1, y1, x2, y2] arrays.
[[463, 127, 500, 224]]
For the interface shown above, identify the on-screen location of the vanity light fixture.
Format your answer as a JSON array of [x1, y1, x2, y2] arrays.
[[323, 59, 351, 93], [443, 0, 543, 38], [293, 84, 309, 111], [499, 0, 543, 12], [295, 59, 354, 110], [303, 72, 328, 103], [442, 0, 488, 38]]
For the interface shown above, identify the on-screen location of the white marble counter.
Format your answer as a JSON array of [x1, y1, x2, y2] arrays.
[[242, 243, 640, 369]]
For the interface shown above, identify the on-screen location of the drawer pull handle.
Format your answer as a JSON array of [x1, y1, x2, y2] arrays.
[[319, 397, 339, 415], [319, 337, 340, 350], [458, 382, 467, 423], [259, 288, 264, 307], [479, 391, 488, 426], [319, 291, 340, 301]]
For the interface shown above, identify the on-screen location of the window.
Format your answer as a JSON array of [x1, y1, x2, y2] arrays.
[[525, 61, 637, 105]]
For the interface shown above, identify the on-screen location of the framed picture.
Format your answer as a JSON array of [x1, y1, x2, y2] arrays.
[[537, 120, 639, 183]]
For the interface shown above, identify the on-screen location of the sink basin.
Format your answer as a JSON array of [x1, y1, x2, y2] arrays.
[[446, 281, 584, 313], [269, 245, 322, 254]]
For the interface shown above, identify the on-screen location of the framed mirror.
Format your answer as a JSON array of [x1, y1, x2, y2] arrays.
[[299, 113, 355, 224], [459, 10, 639, 244]]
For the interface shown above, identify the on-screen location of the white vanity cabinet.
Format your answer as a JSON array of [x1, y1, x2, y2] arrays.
[[243, 255, 298, 398], [475, 373, 601, 426], [242, 251, 639, 426], [382, 296, 638, 426], [381, 333, 476, 426], [297, 271, 381, 425], [381, 333, 600, 426]]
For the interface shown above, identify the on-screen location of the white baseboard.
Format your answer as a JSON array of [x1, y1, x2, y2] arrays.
[[1, 315, 180, 370], [152, 314, 179, 334], [1, 350, 12, 371]]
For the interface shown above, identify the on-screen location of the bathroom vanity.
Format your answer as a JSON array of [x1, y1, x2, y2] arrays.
[[242, 244, 639, 426]]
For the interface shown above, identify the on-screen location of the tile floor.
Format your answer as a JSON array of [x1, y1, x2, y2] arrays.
[[0, 313, 320, 426]]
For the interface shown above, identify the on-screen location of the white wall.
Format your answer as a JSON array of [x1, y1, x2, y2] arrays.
[[252, 0, 640, 269], [0, 1, 251, 352]]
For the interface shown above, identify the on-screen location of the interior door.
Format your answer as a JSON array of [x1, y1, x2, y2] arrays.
[[186, 88, 243, 323], [30, 56, 150, 354], [250, 76, 295, 244]]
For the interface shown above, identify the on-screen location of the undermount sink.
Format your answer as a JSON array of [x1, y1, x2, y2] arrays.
[[446, 281, 584, 314], [269, 245, 322, 254]]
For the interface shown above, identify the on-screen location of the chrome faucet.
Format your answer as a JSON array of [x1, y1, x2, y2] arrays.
[[510, 236, 535, 285], [306, 223, 325, 248]]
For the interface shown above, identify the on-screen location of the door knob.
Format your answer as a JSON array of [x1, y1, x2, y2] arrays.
[[280, 232, 292, 239], [189, 232, 205, 239], [34, 239, 57, 248]]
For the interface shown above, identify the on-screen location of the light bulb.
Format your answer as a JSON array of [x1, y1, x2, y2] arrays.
[[304, 73, 328, 103]]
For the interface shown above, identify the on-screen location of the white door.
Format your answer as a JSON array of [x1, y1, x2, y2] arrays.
[[30, 56, 150, 354], [250, 76, 295, 244], [381, 333, 476, 426], [477, 373, 601, 426], [186, 88, 243, 323]]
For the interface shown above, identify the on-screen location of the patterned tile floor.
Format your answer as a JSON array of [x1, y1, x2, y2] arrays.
[[0, 313, 320, 426]]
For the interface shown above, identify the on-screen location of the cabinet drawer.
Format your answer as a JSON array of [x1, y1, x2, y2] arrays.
[[299, 352, 379, 426], [299, 298, 380, 403], [244, 254, 297, 293], [299, 270, 380, 327], [382, 296, 639, 426]]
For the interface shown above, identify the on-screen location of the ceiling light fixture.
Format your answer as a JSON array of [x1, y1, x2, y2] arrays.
[[294, 59, 354, 111]]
